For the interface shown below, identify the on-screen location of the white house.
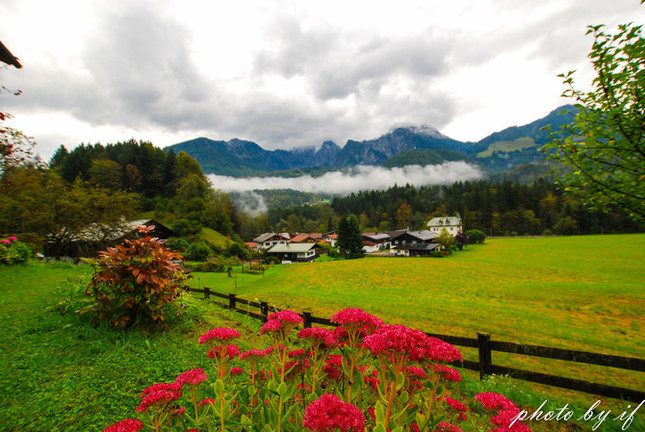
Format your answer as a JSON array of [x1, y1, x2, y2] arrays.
[[427, 216, 463, 236], [253, 232, 291, 250], [266, 243, 317, 263]]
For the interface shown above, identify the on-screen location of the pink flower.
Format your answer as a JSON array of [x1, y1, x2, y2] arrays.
[[240, 346, 274, 359], [207, 344, 240, 359], [175, 368, 207, 385], [434, 364, 462, 382], [436, 421, 463, 432], [198, 398, 217, 407], [444, 396, 468, 413], [260, 319, 283, 334], [140, 382, 182, 399], [363, 324, 431, 361], [298, 327, 338, 347], [102, 418, 143, 432], [0, 239, 10, 244], [136, 390, 181, 412], [331, 308, 383, 336], [8, 236, 17, 242], [423, 337, 463, 362], [199, 327, 240, 344], [475, 393, 518, 411], [303, 394, 365, 432], [230, 367, 244, 375], [268, 310, 304, 324], [323, 355, 343, 380]]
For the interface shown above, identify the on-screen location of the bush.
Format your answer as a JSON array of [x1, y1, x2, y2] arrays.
[[86, 225, 187, 328], [466, 229, 487, 244], [187, 241, 212, 262], [0, 236, 31, 264]]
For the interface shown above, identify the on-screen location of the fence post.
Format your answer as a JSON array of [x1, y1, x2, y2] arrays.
[[260, 301, 269, 322], [204, 287, 210, 300], [477, 333, 492, 380], [302, 311, 312, 328], [228, 293, 237, 310]]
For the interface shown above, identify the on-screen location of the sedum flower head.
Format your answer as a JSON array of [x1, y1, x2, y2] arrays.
[[268, 310, 304, 324], [298, 327, 338, 347], [303, 394, 365, 432], [102, 418, 143, 432], [331, 308, 383, 336], [175, 368, 207, 385], [198, 327, 240, 344]]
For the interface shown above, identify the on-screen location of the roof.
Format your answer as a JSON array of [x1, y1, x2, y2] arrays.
[[0, 41, 21, 68], [386, 229, 408, 240], [363, 233, 390, 241], [267, 243, 316, 253], [397, 243, 441, 251], [428, 216, 462, 227], [325, 233, 338, 239], [49, 219, 174, 243], [406, 230, 438, 241], [253, 232, 289, 243], [290, 233, 321, 243], [245, 242, 258, 248]]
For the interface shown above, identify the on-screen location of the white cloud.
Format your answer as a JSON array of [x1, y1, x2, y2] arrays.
[[208, 162, 483, 195]]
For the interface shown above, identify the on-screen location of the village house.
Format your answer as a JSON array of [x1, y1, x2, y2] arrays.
[[389, 229, 440, 257], [289, 233, 323, 243], [266, 243, 318, 263], [362, 232, 391, 253], [427, 215, 463, 236], [252, 232, 291, 250]]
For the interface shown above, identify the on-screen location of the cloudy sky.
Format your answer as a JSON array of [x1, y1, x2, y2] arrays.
[[1, 0, 643, 161]]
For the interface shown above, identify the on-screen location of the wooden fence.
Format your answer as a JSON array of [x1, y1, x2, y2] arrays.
[[186, 287, 645, 403]]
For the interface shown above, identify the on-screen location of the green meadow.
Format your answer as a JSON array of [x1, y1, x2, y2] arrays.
[[0, 234, 643, 431], [189, 234, 645, 393]]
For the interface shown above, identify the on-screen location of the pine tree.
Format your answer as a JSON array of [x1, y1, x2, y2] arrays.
[[337, 215, 364, 259]]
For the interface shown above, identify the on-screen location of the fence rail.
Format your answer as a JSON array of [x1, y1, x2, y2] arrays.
[[185, 287, 645, 403]]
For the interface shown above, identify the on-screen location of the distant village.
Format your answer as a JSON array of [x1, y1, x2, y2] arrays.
[[247, 216, 463, 263]]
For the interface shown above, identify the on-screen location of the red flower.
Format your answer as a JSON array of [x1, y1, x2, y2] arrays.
[[323, 355, 343, 380], [198, 398, 217, 407], [436, 421, 463, 432], [231, 367, 244, 375], [175, 368, 207, 385], [423, 337, 463, 362], [207, 344, 240, 359], [136, 390, 181, 412], [140, 382, 182, 399], [297, 327, 338, 347], [260, 319, 283, 334], [240, 346, 274, 359], [8, 236, 17, 242], [102, 418, 143, 432], [199, 327, 240, 344], [363, 324, 431, 361], [475, 393, 517, 411], [476, 393, 529, 432], [268, 310, 304, 324], [444, 396, 468, 413], [434, 364, 462, 382], [331, 308, 383, 336], [303, 394, 365, 432]]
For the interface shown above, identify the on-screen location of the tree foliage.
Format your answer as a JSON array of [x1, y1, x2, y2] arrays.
[[337, 215, 364, 259], [86, 225, 186, 328], [544, 23, 645, 221]]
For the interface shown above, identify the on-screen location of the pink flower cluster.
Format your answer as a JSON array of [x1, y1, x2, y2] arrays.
[[198, 327, 240, 344], [268, 310, 304, 324], [331, 308, 383, 336], [303, 394, 365, 432], [363, 324, 433, 362], [260, 319, 283, 334], [297, 327, 337, 347], [434, 364, 462, 382], [207, 344, 240, 359], [102, 418, 143, 432], [239, 346, 274, 360], [476, 393, 530, 432], [175, 368, 207, 386], [445, 396, 468, 421]]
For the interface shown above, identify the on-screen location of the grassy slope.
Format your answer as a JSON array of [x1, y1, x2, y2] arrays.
[[477, 137, 536, 157], [189, 234, 645, 392]]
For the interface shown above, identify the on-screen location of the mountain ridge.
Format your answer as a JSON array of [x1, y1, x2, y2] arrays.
[[169, 105, 575, 177]]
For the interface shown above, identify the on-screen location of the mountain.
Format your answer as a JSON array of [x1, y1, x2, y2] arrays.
[[168, 106, 575, 177]]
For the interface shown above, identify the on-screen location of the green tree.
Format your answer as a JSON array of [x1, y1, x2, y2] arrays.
[[544, 22, 645, 222], [437, 228, 455, 249], [337, 215, 364, 259]]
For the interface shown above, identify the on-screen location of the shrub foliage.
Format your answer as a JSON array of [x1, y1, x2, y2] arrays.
[[86, 225, 186, 327]]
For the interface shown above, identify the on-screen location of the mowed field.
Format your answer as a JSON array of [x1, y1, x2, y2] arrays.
[[189, 234, 645, 392]]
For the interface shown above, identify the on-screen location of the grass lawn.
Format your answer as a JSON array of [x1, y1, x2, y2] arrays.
[[1, 235, 643, 431], [188, 234, 645, 396]]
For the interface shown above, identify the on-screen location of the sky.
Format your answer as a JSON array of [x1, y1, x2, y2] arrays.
[[1, 0, 643, 162]]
